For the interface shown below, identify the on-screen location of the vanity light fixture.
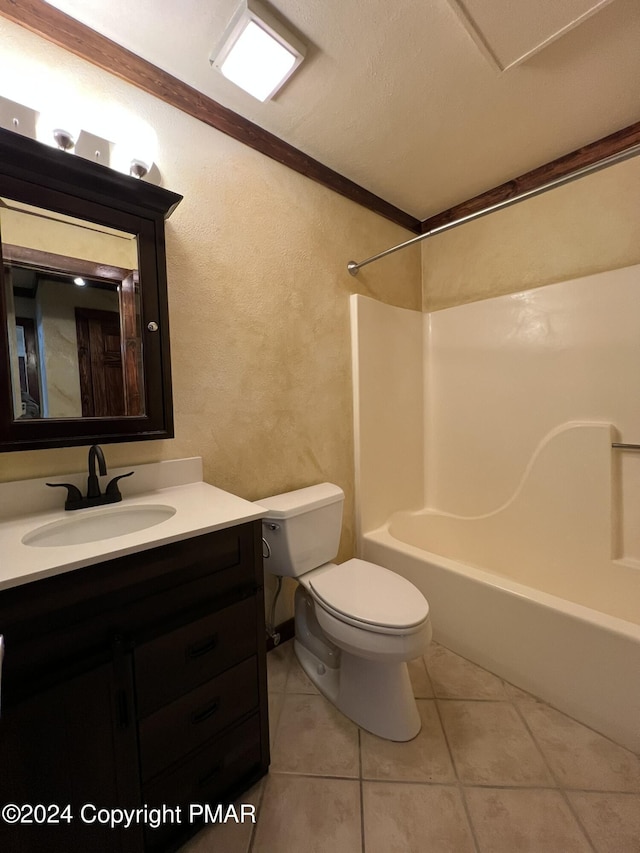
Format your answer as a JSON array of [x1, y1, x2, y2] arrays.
[[210, 0, 306, 102], [1, 95, 159, 181]]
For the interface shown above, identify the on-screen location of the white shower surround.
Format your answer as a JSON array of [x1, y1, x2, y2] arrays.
[[350, 266, 640, 753]]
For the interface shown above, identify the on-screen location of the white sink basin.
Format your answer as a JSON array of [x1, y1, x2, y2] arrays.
[[22, 504, 176, 548]]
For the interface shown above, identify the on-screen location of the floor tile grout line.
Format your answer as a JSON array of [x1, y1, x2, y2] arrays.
[[267, 769, 361, 781], [432, 693, 482, 853], [358, 728, 366, 853], [267, 767, 635, 792], [563, 786, 640, 796], [246, 777, 268, 853], [432, 695, 514, 703], [510, 696, 599, 853], [266, 766, 640, 795]]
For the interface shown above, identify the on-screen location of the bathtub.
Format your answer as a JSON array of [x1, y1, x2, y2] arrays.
[[362, 519, 640, 753]]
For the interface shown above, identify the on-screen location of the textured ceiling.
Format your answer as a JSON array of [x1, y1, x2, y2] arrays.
[[43, 0, 640, 219]]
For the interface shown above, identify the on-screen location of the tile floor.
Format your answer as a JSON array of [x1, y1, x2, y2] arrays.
[[181, 640, 640, 853]]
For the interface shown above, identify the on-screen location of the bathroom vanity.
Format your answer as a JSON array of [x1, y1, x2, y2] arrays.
[[0, 460, 269, 853], [0, 125, 270, 851]]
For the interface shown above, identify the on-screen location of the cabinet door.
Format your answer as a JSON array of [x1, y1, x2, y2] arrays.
[[0, 659, 141, 853]]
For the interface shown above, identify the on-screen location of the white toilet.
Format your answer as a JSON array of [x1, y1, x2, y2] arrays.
[[259, 482, 432, 741]]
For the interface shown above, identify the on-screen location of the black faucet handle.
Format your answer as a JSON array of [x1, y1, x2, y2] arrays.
[[46, 482, 83, 510], [105, 471, 134, 500]]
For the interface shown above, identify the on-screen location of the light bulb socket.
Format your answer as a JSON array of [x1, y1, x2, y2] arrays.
[[129, 159, 149, 179], [52, 128, 76, 151]]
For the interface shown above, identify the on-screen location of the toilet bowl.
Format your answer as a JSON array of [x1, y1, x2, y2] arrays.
[[259, 483, 432, 741]]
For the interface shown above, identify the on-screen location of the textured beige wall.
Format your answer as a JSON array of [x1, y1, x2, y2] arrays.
[[0, 21, 421, 574], [422, 155, 640, 311]]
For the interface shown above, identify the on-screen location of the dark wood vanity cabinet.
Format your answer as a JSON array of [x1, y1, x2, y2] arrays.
[[0, 521, 269, 853]]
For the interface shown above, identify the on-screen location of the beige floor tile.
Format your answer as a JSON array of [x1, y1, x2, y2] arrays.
[[519, 703, 640, 791], [465, 787, 592, 853], [424, 644, 507, 700], [178, 778, 263, 853], [361, 700, 455, 783], [285, 654, 320, 694], [568, 791, 640, 853], [252, 774, 361, 853], [407, 657, 433, 697], [266, 641, 293, 693], [439, 700, 553, 786], [270, 694, 360, 777], [363, 781, 475, 853]]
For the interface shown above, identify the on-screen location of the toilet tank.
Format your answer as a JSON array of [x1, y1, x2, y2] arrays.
[[259, 483, 344, 577]]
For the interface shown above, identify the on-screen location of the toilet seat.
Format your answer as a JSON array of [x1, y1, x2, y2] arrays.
[[308, 558, 430, 635]]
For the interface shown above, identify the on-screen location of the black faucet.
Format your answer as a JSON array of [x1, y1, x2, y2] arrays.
[[87, 444, 107, 498], [47, 445, 134, 511]]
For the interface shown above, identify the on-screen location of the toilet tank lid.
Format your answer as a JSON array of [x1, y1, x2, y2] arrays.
[[258, 482, 344, 519]]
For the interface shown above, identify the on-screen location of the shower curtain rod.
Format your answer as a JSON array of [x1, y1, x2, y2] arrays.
[[347, 143, 640, 276]]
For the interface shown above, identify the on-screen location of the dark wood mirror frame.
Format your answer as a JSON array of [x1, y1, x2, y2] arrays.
[[0, 126, 182, 452]]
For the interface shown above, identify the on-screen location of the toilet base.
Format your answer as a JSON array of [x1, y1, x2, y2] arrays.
[[294, 639, 421, 741]]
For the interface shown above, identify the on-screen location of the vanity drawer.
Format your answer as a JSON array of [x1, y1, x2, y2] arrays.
[[139, 656, 258, 781], [0, 523, 261, 706], [143, 714, 262, 851], [135, 596, 257, 717]]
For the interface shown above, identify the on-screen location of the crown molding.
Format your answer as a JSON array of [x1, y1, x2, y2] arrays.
[[421, 121, 640, 233]]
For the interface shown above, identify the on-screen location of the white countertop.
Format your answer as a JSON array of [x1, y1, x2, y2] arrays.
[[0, 458, 266, 592]]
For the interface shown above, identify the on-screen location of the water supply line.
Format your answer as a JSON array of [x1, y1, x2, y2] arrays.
[[262, 528, 282, 646], [347, 143, 640, 276]]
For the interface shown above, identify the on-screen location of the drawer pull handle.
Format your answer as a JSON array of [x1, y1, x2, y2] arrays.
[[198, 760, 224, 788], [187, 633, 219, 659], [191, 698, 220, 725]]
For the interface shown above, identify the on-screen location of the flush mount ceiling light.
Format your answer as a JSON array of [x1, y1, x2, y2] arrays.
[[210, 0, 306, 102]]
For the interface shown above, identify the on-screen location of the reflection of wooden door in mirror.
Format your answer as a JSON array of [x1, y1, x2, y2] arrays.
[[120, 273, 143, 417], [75, 308, 125, 417]]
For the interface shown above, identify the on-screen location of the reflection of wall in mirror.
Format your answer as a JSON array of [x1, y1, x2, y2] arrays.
[[1, 205, 138, 269], [3, 268, 22, 416], [37, 280, 120, 418], [14, 301, 41, 418]]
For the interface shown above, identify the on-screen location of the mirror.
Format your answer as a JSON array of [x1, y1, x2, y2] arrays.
[[0, 125, 182, 451], [3, 198, 144, 420]]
